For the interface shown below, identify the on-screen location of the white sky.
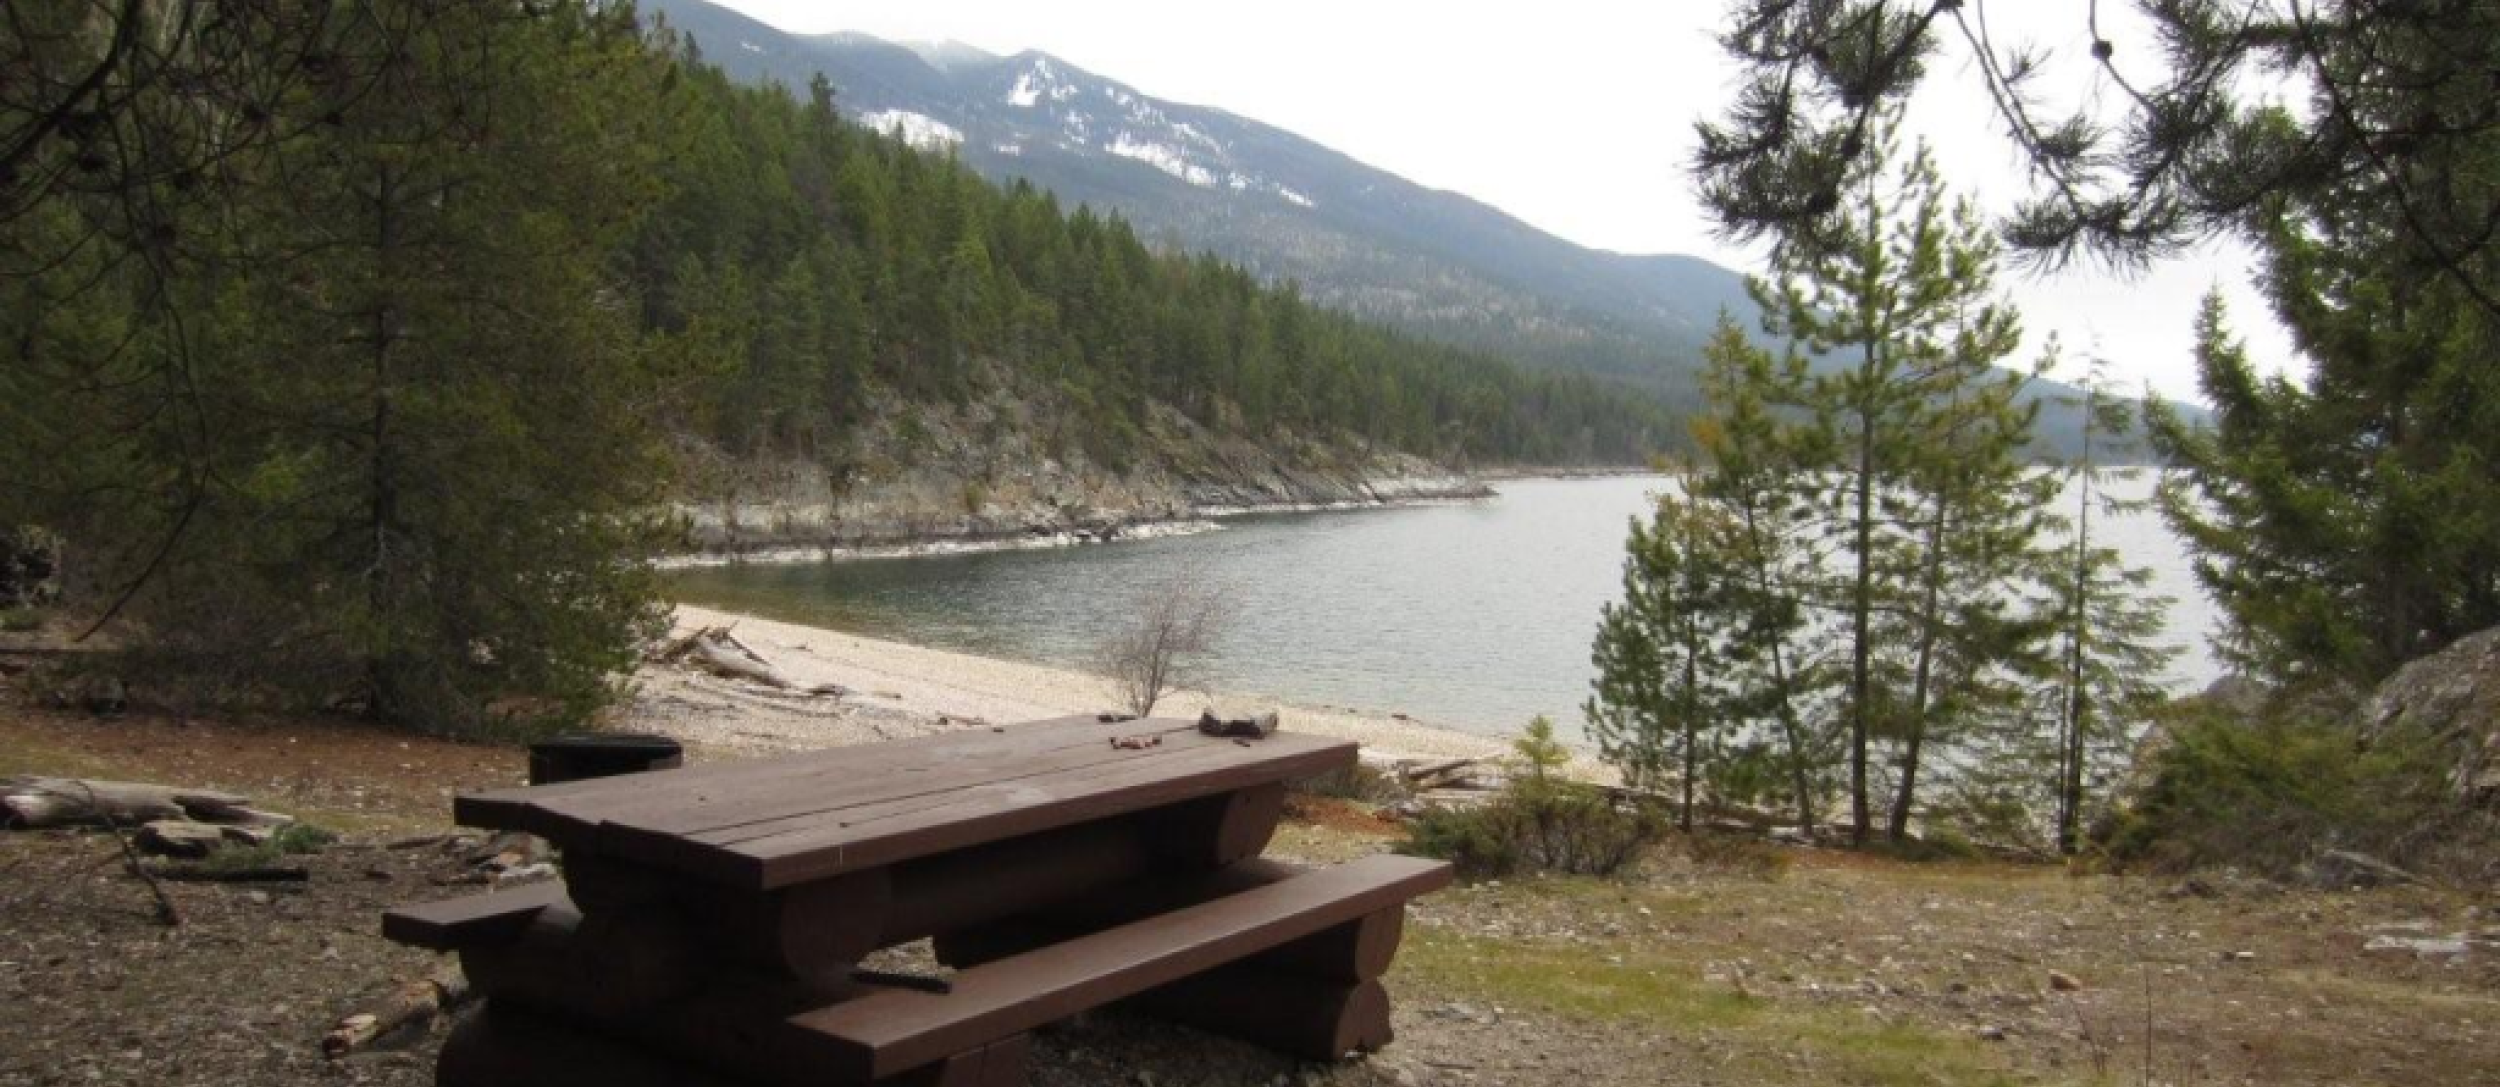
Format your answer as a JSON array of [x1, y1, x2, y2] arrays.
[[708, 0, 2299, 404]]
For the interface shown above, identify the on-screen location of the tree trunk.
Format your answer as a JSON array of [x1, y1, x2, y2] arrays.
[[1847, 392, 1878, 846], [1679, 634, 1698, 833], [1735, 498, 1817, 835], [2057, 423, 2097, 855], [1887, 495, 1951, 842], [365, 161, 403, 721]]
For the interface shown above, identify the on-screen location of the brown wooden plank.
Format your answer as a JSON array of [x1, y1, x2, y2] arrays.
[[589, 733, 1343, 888], [791, 854, 1452, 1079], [933, 875, 1403, 981], [379, 882, 567, 951], [521, 716, 1193, 847], [454, 715, 1138, 840], [458, 714, 1134, 842], [663, 722, 1213, 846], [707, 735, 1351, 889]]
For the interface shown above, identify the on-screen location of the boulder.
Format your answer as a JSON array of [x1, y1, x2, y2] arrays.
[[2356, 626, 2500, 803]]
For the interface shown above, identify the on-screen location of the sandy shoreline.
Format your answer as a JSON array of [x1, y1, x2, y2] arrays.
[[620, 604, 1518, 767]]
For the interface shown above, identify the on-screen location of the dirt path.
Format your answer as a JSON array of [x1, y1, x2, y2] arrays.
[[2, 702, 2493, 1087]]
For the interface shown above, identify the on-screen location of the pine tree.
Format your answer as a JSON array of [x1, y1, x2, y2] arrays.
[[1877, 314, 2057, 842], [1687, 317, 1835, 834], [2047, 350, 2177, 854], [1752, 128, 2030, 844], [41, 0, 688, 732], [1587, 487, 1735, 830], [2150, 187, 2500, 688]]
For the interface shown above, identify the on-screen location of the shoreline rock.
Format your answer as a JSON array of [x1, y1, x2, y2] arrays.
[[660, 377, 1540, 563]]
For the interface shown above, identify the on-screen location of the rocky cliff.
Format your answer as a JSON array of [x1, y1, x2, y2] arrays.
[[669, 384, 1489, 558]]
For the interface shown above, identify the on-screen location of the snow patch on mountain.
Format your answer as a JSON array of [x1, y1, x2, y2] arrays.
[[1278, 187, 1316, 208], [1170, 121, 1222, 151], [860, 109, 962, 149], [1006, 72, 1041, 108], [1107, 133, 1216, 188]]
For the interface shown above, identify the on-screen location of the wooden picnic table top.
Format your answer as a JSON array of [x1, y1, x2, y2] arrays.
[[455, 715, 1355, 892]]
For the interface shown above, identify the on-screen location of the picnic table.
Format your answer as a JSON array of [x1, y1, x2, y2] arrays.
[[384, 714, 1452, 1087]]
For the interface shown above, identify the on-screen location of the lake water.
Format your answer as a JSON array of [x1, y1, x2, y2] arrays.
[[664, 475, 2222, 741]]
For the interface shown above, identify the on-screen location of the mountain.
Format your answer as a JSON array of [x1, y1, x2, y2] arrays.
[[641, 0, 1742, 399], [636, 0, 2201, 457]]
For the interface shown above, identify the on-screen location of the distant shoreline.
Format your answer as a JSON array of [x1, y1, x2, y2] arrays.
[[656, 475, 1603, 569]]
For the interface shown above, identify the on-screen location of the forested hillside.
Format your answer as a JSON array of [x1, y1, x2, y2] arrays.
[[0, 2, 1677, 728], [637, 52, 1683, 472]]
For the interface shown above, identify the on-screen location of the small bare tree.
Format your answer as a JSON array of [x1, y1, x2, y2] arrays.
[[1092, 571, 1233, 717]]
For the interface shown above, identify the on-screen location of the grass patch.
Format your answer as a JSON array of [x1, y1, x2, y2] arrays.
[[1397, 925, 2077, 1087], [0, 606, 42, 632], [192, 822, 336, 876], [0, 730, 119, 779], [1397, 928, 1760, 1027]]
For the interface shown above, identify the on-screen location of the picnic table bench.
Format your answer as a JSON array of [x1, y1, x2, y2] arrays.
[[384, 714, 1452, 1086]]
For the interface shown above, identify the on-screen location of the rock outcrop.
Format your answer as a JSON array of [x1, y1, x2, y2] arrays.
[[670, 382, 1495, 557], [2356, 625, 2500, 804]]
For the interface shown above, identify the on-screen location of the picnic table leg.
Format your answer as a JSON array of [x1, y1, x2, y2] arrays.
[[438, 1003, 762, 1087], [1151, 782, 1286, 867], [1148, 972, 1395, 1059], [459, 903, 701, 1018], [889, 1033, 1029, 1087], [563, 853, 894, 981]]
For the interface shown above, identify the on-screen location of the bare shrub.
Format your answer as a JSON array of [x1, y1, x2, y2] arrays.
[[1090, 569, 1232, 717]]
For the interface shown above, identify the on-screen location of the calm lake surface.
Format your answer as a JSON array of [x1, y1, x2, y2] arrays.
[[665, 475, 2222, 741]]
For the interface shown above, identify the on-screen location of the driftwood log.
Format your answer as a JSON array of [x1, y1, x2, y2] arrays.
[[659, 627, 845, 696], [323, 964, 475, 1057], [0, 776, 292, 830]]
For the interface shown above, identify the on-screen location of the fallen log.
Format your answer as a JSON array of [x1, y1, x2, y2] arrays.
[[136, 820, 226, 858], [0, 776, 281, 830], [153, 862, 310, 883], [323, 964, 474, 1058], [665, 627, 845, 695], [1393, 757, 1475, 781]]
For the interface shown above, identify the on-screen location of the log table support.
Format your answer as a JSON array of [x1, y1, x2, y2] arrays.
[[439, 1004, 1031, 1087]]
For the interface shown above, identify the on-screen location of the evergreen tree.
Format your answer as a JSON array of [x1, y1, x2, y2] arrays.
[[1876, 316, 2057, 842], [2141, 25, 2500, 688], [1752, 129, 2033, 844], [1687, 318, 1836, 834], [1587, 488, 1736, 831], [7, 1, 682, 732], [1694, 1, 2500, 328], [2046, 350, 2177, 854]]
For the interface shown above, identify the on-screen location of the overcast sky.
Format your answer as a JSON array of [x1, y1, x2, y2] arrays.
[[709, 0, 2298, 404]]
